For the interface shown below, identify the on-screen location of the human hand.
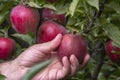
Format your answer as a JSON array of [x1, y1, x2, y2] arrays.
[[0, 34, 90, 80]]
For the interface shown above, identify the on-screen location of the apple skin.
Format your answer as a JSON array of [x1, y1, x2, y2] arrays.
[[10, 4, 40, 34], [42, 8, 66, 25], [37, 20, 67, 43], [106, 40, 120, 63], [58, 34, 88, 63], [0, 38, 16, 60]]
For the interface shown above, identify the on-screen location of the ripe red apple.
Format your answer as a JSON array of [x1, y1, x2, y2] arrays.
[[37, 20, 67, 43], [0, 38, 16, 60], [10, 4, 40, 34], [58, 34, 87, 63], [42, 8, 66, 25], [106, 40, 120, 63], [42, 8, 56, 20]]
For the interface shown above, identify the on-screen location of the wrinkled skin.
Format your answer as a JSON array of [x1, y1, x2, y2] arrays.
[[0, 34, 90, 80]]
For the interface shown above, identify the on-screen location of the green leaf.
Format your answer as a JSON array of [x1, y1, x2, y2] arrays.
[[22, 60, 51, 80], [28, 2, 42, 8], [68, 0, 79, 17], [43, 4, 56, 10], [85, 0, 99, 11], [106, 2, 120, 14], [12, 33, 33, 45], [0, 74, 6, 80], [104, 24, 120, 48]]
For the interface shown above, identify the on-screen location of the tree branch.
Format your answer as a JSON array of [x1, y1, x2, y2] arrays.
[[84, 0, 107, 34], [91, 42, 106, 80]]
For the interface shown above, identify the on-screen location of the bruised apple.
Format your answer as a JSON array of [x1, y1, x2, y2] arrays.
[[42, 8, 66, 25], [106, 40, 120, 63], [58, 34, 87, 63], [37, 20, 67, 43], [10, 4, 40, 34], [0, 38, 16, 60]]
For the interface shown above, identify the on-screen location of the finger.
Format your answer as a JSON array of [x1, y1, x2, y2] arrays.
[[69, 55, 80, 76], [79, 53, 90, 69], [33, 34, 62, 53], [57, 56, 70, 79]]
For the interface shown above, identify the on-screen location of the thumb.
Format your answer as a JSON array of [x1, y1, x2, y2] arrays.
[[33, 34, 62, 53]]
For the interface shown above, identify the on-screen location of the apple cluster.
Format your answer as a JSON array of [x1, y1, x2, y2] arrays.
[[9, 4, 88, 63], [7, 2, 88, 63]]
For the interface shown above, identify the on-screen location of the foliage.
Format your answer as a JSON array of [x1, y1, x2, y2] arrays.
[[0, 0, 120, 80]]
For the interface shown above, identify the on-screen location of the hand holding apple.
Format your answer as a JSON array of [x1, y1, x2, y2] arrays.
[[0, 34, 90, 80], [58, 34, 88, 63]]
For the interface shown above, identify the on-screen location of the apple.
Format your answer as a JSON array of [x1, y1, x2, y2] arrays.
[[106, 40, 120, 63], [10, 4, 40, 34], [58, 34, 87, 63], [42, 8, 56, 21], [37, 20, 67, 43], [0, 37, 16, 60], [42, 8, 66, 25], [46, 0, 58, 3]]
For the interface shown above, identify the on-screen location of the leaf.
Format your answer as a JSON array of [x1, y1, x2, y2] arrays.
[[85, 0, 99, 11], [22, 60, 51, 80], [0, 74, 6, 80], [106, 2, 120, 14], [28, 2, 42, 8], [104, 24, 120, 48], [43, 4, 56, 10], [68, 0, 79, 17], [12, 33, 33, 45]]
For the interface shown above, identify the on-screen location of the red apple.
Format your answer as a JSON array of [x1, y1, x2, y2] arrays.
[[58, 34, 88, 63], [37, 20, 67, 43], [42, 8, 66, 25], [42, 8, 56, 20], [10, 4, 40, 34], [106, 40, 120, 63], [0, 37, 16, 60]]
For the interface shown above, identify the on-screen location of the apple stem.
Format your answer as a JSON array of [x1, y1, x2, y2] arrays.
[[0, 30, 8, 37], [4, 32, 8, 38], [22, 0, 29, 5]]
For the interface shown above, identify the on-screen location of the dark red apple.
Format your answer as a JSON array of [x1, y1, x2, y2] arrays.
[[0, 37, 16, 60], [37, 20, 67, 43], [106, 40, 120, 63], [58, 34, 88, 63], [46, 0, 58, 3], [10, 4, 40, 34], [42, 8, 56, 20], [42, 8, 66, 25]]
